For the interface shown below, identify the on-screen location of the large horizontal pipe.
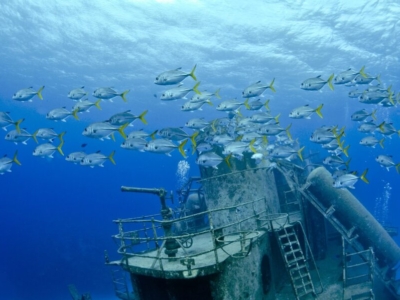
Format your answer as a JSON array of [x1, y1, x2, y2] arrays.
[[307, 167, 400, 266]]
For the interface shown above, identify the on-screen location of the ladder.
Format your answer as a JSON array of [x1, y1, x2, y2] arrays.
[[276, 224, 316, 299], [111, 269, 134, 300]]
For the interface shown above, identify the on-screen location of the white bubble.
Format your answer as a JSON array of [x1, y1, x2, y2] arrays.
[[374, 182, 391, 226], [176, 160, 190, 189]]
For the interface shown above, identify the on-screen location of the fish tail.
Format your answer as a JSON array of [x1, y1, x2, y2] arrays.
[[190, 131, 199, 148], [269, 78, 276, 92], [150, 130, 158, 140], [214, 88, 221, 99], [37, 86, 45, 100], [389, 92, 395, 106], [379, 138, 385, 149], [327, 73, 335, 91], [395, 163, 400, 174], [95, 99, 102, 110], [249, 139, 257, 153], [224, 153, 232, 169], [262, 136, 268, 145], [297, 146, 305, 161], [378, 121, 385, 132], [360, 168, 369, 184], [56, 140, 64, 156], [285, 123, 292, 140], [397, 92, 400, 104], [12, 150, 21, 166], [315, 104, 324, 118], [72, 109, 79, 120], [120, 90, 130, 102], [108, 151, 116, 165], [236, 135, 243, 141], [111, 132, 116, 142], [244, 99, 250, 110], [376, 74, 382, 85], [264, 99, 270, 111], [359, 66, 367, 78], [58, 131, 66, 144], [371, 109, 377, 121], [211, 120, 217, 132], [139, 110, 148, 125], [32, 129, 39, 144], [189, 64, 197, 81], [274, 113, 281, 124], [178, 139, 188, 158], [206, 100, 213, 106], [236, 109, 243, 118], [397, 130, 400, 137], [343, 144, 350, 157], [118, 123, 129, 139], [14, 118, 24, 134], [193, 82, 201, 95], [345, 158, 352, 170]]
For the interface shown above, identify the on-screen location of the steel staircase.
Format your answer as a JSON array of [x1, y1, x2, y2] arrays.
[[276, 224, 316, 299]]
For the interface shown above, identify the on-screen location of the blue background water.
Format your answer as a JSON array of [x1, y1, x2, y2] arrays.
[[1, 1, 399, 299]]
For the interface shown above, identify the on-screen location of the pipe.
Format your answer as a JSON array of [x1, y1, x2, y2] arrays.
[[306, 167, 400, 266]]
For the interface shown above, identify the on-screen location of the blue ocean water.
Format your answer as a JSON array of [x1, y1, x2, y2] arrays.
[[1, 1, 399, 299]]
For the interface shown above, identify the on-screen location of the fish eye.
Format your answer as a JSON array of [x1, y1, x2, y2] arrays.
[[155, 146, 158, 149], [162, 94, 165, 97], [93, 130, 97, 133], [89, 160, 92, 163], [156, 77, 158, 80], [202, 160, 206, 163], [308, 84, 311, 87]]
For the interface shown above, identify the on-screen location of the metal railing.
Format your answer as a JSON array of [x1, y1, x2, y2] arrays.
[[112, 196, 269, 277]]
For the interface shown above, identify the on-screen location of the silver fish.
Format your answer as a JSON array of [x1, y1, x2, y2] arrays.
[[181, 100, 212, 111], [160, 82, 201, 100], [73, 99, 102, 113], [46, 108, 79, 122], [66, 152, 86, 164], [93, 87, 130, 102], [270, 146, 305, 161], [300, 74, 334, 91], [334, 66, 366, 84], [196, 152, 224, 169], [81, 151, 116, 168], [333, 169, 369, 189], [242, 79, 276, 98], [351, 109, 376, 122], [0, 151, 21, 174], [244, 99, 269, 111], [33, 141, 64, 158], [348, 89, 364, 98], [185, 118, 210, 131], [121, 138, 147, 151], [83, 122, 128, 141], [0, 112, 23, 133], [191, 88, 220, 102], [127, 130, 157, 140], [360, 136, 384, 148], [108, 110, 148, 126], [216, 99, 246, 112], [68, 86, 88, 100], [5, 129, 32, 145], [350, 74, 381, 85], [289, 104, 323, 119], [12, 86, 44, 102], [155, 65, 197, 85], [144, 139, 187, 157]]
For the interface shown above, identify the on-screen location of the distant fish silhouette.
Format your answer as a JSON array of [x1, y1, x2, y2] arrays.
[[154, 94, 157, 98], [81, 143, 87, 148]]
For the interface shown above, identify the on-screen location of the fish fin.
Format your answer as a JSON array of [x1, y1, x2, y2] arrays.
[[56, 140, 64, 156], [206, 100, 213, 106], [178, 139, 188, 158], [360, 169, 369, 184], [108, 151, 116, 165], [343, 145, 350, 157], [297, 146, 305, 161], [274, 113, 281, 123], [224, 153, 232, 169], [139, 110, 148, 125], [377, 121, 385, 132], [315, 104, 324, 118], [264, 99, 270, 111], [379, 138, 385, 149], [396, 163, 400, 174], [120, 90, 130, 102], [327, 74, 334, 91], [249, 139, 257, 153], [14, 118, 24, 134], [269, 78, 276, 92], [192, 82, 201, 95], [150, 130, 158, 140], [286, 123, 292, 140], [111, 133, 116, 142], [189, 64, 197, 81], [58, 131, 66, 144], [95, 99, 102, 110], [190, 131, 199, 148], [37, 86, 45, 100], [244, 99, 250, 109], [359, 66, 367, 78], [371, 109, 377, 121], [118, 123, 129, 139], [32, 129, 39, 143], [214, 88, 221, 99], [13, 150, 21, 166]]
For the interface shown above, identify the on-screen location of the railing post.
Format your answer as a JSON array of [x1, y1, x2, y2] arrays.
[[208, 211, 220, 271]]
